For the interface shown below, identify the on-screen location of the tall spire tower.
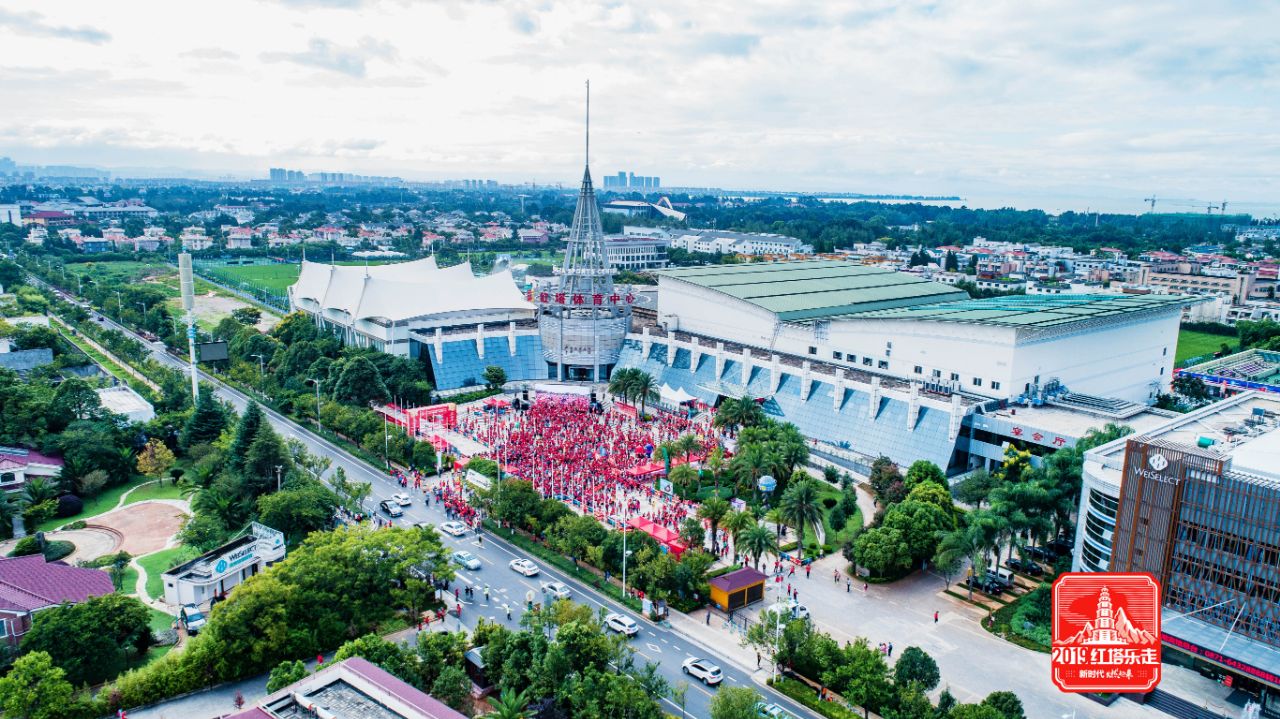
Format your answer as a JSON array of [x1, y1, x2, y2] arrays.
[[537, 81, 631, 383]]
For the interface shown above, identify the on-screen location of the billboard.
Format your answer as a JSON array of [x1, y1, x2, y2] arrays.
[[195, 341, 229, 363]]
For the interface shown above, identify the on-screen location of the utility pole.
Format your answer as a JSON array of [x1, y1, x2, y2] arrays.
[[275, 464, 282, 492]]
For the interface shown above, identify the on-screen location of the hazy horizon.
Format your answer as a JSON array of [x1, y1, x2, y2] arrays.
[[2, 1, 1277, 217]]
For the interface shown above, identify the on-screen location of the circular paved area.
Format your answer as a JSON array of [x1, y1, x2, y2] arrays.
[[90, 501, 189, 556], [0, 527, 122, 563]]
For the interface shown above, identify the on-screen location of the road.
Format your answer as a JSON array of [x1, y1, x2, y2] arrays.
[[58, 292, 818, 719]]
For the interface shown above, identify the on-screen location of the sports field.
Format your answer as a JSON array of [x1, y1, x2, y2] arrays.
[[1177, 329, 1235, 365], [204, 263, 301, 293]]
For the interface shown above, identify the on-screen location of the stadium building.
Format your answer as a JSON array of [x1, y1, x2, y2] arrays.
[[1073, 391, 1280, 715], [287, 256, 547, 390], [1179, 348, 1280, 396], [613, 260, 1194, 474]]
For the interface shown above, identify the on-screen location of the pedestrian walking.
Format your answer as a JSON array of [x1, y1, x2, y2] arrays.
[[888, 643, 893, 657], [454, 588, 459, 600], [846, 579, 851, 593], [504, 602, 511, 620], [863, 582, 868, 592], [756, 652, 761, 668], [484, 585, 490, 601], [805, 565, 811, 579], [934, 610, 939, 623], [706, 611, 711, 626]]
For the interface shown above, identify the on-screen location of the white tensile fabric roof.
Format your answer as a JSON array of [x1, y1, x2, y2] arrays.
[[290, 257, 534, 322]]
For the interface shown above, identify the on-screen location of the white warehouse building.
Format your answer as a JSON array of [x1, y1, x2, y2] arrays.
[[616, 260, 1194, 475]]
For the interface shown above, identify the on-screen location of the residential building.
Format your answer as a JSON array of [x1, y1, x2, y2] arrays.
[[0, 446, 62, 493], [180, 226, 214, 251], [0, 555, 114, 646], [669, 229, 812, 256], [226, 226, 254, 250]]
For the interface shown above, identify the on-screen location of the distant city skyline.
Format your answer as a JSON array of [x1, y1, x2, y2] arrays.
[[1, 1, 1277, 216]]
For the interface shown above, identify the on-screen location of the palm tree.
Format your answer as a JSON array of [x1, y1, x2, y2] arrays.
[[608, 368, 639, 404], [21, 477, 59, 508], [713, 395, 765, 433], [704, 445, 726, 489], [729, 444, 771, 495], [934, 524, 984, 600], [483, 688, 530, 719], [721, 510, 756, 557], [671, 433, 702, 464], [698, 496, 730, 555], [779, 479, 823, 559], [633, 371, 657, 417], [740, 524, 779, 570], [764, 507, 788, 540]]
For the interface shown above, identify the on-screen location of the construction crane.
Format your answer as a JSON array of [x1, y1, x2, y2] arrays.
[[1144, 195, 1158, 212]]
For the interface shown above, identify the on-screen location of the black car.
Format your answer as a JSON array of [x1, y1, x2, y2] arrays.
[[1024, 545, 1054, 562], [1007, 558, 1044, 576], [965, 575, 1005, 595]]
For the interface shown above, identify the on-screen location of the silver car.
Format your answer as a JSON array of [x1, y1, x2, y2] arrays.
[[452, 550, 482, 570]]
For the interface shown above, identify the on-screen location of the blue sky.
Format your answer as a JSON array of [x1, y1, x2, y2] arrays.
[[0, 1, 1276, 214]]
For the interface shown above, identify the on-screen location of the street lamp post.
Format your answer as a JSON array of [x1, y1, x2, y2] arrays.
[[250, 353, 266, 377], [116, 291, 123, 322], [621, 529, 633, 602], [305, 378, 322, 429], [275, 464, 282, 492]]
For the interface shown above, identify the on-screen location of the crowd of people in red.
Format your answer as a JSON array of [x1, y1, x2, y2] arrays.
[[458, 395, 713, 537]]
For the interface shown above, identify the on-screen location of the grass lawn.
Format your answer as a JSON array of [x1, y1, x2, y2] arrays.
[[139, 546, 196, 601], [148, 606, 176, 633], [69, 260, 168, 286], [124, 479, 186, 505], [205, 263, 301, 293], [36, 475, 152, 533], [1177, 329, 1235, 365], [117, 565, 139, 595], [818, 486, 862, 548]]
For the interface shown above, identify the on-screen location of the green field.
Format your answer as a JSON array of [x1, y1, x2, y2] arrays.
[[124, 479, 186, 505], [36, 474, 152, 533], [205, 263, 302, 293], [1177, 329, 1236, 365]]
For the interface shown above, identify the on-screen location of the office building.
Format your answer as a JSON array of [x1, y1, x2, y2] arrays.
[[161, 523, 286, 607], [604, 234, 669, 271], [1074, 392, 1280, 715]]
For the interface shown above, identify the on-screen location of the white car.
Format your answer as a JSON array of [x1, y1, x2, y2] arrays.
[[391, 492, 412, 506], [540, 581, 571, 600], [452, 550, 482, 571], [604, 612, 639, 637], [438, 521, 468, 537], [509, 558, 540, 577], [770, 600, 810, 621], [681, 657, 723, 685]]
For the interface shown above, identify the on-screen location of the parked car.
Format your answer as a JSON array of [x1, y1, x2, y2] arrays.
[[1024, 545, 1055, 562], [452, 550, 482, 570], [540, 581, 571, 600], [681, 657, 723, 685], [179, 604, 206, 634], [509, 558, 540, 577], [379, 500, 403, 517], [604, 613, 640, 637], [1007, 557, 1044, 576], [965, 575, 1006, 595], [438, 521, 468, 537], [391, 492, 412, 506], [755, 702, 796, 719]]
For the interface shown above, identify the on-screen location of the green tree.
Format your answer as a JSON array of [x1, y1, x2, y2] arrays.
[[882, 500, 952, 564], [482, 365, 508, 390], [904, 460, 946, 491], [981, 691, 1025, 719], [431, 664, 471, 711], [869, 457, 906, 505], [136, 438, 176, 479], [181, 391, 227, 449], [332, 356, 390, 405], [679, 517, 705, 549], [227, 402, 265, 475], [713, 395, 765, 432], [780, 479, 823, 559], [822, 637, 892, 718], [178, 512, 229, 551], [740, 524, 778, 569], [492, 479, 542, 529], [949, 705, 1005, 719], [1172, 373, 1211, 404], [952, 469, 997, 510], [722, 509, 756, 552], [20, 594, 152, 686], [334, 634, 418, 684], [893, 646, 940, 691], [256, 480, 339, 542], [231, 307, 262, 325], [266, 659, 309, 692], [709, 685, 763, 719], [49, 377, 103, 428], [243, 421, 291, 495], [482, 687, 530, 719], [852, 526, 912, 577], [0, 651, 76, 719], [698, 496, 730, 554], [884, 686, 935, 719]]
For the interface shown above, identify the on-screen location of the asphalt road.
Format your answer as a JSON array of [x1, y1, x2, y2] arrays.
[[53, 290, 819, 719]]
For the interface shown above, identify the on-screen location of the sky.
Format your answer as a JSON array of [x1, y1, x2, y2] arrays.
[[1, 0, 1278, 215]]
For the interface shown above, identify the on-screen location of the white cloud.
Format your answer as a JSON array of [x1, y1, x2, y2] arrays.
[[0, 0, 1275, 212]]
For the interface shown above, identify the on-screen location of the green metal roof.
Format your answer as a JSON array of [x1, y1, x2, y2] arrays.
[[849, 293, 1192, 327], [658, 260, 969, 321]]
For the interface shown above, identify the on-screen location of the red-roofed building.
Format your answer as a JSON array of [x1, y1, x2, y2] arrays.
[[0, 554, 114, 645], [224, 657, 467, 719], [0, 447, 63, 493]]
